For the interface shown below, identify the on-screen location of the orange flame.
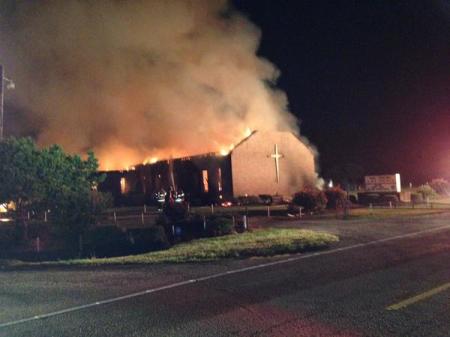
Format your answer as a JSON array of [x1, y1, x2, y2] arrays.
[[99, 127, 253, 171]]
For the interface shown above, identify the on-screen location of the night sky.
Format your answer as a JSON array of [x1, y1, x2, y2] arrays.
[[233, 0, 450, 185]]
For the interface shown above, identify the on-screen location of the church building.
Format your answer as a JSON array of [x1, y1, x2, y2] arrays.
[[99, 131, 317, 205]]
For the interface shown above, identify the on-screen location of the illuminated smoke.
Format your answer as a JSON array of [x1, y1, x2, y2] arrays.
[[0, 0, 316, 178]]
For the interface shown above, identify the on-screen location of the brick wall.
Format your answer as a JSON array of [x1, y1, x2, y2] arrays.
[[231, 131, 317, 199]]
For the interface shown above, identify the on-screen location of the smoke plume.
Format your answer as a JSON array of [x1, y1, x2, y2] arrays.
[[0, 0, 312, 172]]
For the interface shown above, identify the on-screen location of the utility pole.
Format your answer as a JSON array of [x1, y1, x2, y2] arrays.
[[0, 65, 15, 141], [0, 65, 4, 141]]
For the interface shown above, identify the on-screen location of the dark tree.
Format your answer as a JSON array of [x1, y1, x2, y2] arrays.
[[0, 138, 104, 242]]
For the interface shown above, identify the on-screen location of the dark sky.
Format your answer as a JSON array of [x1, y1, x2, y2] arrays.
[[233, 0, 450, 184]]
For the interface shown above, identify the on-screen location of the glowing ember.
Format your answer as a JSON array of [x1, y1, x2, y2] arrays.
[[120, 177, 126, 194], [219, 148, 230, 156], [117, 130, 252, 169], [143, 157, 159, 165], [103, 127, 266, 170], [218, 143, 236, 156]]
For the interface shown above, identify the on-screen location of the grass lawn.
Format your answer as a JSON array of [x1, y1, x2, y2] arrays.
[[434, 197, 450, 204], [345, 207, 449, 219], [3, 229, 338, 268]]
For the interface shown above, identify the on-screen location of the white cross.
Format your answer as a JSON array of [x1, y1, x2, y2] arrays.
[[270, 144, 283, 183]]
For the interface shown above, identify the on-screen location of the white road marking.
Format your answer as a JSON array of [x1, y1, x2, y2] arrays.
[[1, 224, 450, 329]]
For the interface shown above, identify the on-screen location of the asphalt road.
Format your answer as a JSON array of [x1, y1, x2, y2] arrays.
[[1, 212, 450, 337]]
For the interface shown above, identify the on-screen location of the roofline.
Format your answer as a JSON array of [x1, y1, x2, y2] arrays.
[[100, 130, 310, 173], [229, 130, 258, 153], [138, 130, 259, 166]]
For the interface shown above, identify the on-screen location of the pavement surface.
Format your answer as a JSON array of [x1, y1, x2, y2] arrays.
[[1, 212, 450, 337]]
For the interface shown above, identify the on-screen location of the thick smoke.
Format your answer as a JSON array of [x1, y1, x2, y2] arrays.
[[0, 0, 312, 172]]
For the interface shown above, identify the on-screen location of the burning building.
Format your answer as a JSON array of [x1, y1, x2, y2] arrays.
[[0, 1, 316, 177], [99, 130, 317, 206], [1, 1, 320, 192]]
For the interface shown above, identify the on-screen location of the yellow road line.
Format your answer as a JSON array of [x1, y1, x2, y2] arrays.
[[386, 282, 450, 311]]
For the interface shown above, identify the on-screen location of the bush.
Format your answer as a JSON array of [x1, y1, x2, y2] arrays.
[[27, 221, 49, 239], [163, 201, 188, 222], [0, 225, 18, 252], [128, 226, 170, 253], [237, 195, 263, 205], [84, 226, 131, 257], [324, 187, 347, 209], [411, 193, 423, 203], [205, 215, 234, 237], [348, 195, 357, 204], [154, 214, 169, 227], [182, 214, 206, 238], [416, 184, 437, 200], [155, 213, 176, 241], [156, 213, 204, 241], [292, 188, 327, 213], [258, 195, 273, 205], [429, 179, 450, 196]]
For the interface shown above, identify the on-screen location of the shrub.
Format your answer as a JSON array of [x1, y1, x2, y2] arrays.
[[0, 225, 18, 252], [292, 188, 327, 213], [237, 195, 263, 205], [205, 215, 234, 237], [84, 226, 131, 257], [258, 194, 273, 205], [324, 187, 347, 209], [182, 214, 206, 238], [411, 193, 423, 203], [429, 179, 450, 196], [163, 201, 188, 222], [416, 184, 437, 200], [156, 213, 204, 241], [155, 213, 177, 241], [348, 195, 357, 204], [155, 214, 169, 227], [128, 226, 170, 253], [27, 221, 49, 239]]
